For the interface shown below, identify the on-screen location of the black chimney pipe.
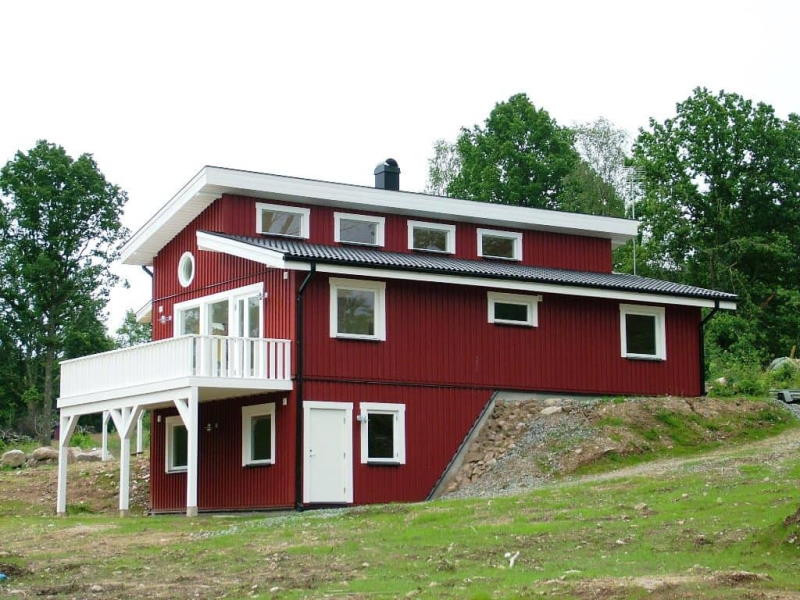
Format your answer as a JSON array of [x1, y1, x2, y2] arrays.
[[374, 158, 400, 191]]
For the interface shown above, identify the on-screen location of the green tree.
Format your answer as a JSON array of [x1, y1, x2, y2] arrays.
[[115, 308, 152, 348], [424, 139, 460, 196], [0, 141, 128, 441], [629, 88, 800, 365], [446, 93, 579, 208]]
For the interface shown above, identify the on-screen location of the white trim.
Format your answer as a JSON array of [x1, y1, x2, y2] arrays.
[[487, 292, 541, 327], [477, 228, 523, 261], [329, 277, 386, 341], [359, 402, 406, 465], [136, 300, 152, 324], [173, 282, 264, 337], [165, 415, 188, 473], [407, 220, 456, 254], [120, 166, 638, 265], [197, 230, 289, 269], [619, 303, 667, 360], [255, 201, 310, 239], [241, 402, 276, 466], [303, 400, 354, 504], [334, 212, 385, 247], [177, 251, 195, 287]]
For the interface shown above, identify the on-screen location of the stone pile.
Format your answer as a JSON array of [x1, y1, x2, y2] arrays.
[[1, 446, 104, 468]]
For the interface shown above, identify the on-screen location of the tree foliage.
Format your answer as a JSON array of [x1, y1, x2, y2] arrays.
[[628, 88, 800, 365], [0, 141, 128, 438], [115, 309, 152, 348]]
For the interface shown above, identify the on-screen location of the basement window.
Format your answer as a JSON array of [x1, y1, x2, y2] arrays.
[[241, 403, 276, 466], [620, 304, 666, 360], [329, 278, 386, 341], [408, 220, 456, 253], [487, 292, 541, 327], [334, 212, 385, 246], [165, 415, 188, 473], [477, 229, 522, 261], [256, 202, 310, 238], [359, 402, 405, 464]]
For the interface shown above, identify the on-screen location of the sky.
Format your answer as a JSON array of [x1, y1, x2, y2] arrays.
[[1, 0, 798, 332]]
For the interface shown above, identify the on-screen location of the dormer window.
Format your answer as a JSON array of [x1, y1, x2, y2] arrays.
[[408, 220, 455, 253], [334, 212, 384, 246], [477, 229, 522, 261], [256, 202, 310, 238]]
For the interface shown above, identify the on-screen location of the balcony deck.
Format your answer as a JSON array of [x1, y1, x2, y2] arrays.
[[58, 335, 292, 414]]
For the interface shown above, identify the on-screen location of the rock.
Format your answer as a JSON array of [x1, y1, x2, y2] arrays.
[[633, 502, 648, 511], [31, 446, 59, 462], [544, 398, 564, 407], [1, 449, 26, 468], [75, 449, 103, 462], [90, 584, 104, 593], [540, 406, 563, 416]]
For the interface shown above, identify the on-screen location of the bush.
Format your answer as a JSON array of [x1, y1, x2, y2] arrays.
[[68, 430, 95, 450], [708, 358, 800, 397]]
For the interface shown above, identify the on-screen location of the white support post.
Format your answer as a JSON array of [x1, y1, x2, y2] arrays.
[[185, 388, 199, 517], [118, 407, 132, 517], [56, 413, 78, 516], [101, 411, 110, 461], [136, 410, 144, 455]]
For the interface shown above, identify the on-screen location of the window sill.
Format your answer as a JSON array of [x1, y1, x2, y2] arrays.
[[364, 460, 403, 466], [479, 255, 521, 262], [410, 247, 453, 255], [337, 240, 383, 248], [333, 334, 384, 342], [623, 354, 666, 362], [166, 467, 187, 474], [243, 461, 275, 468], [256, 231, 308, 239], [490, 320, 535, 327]]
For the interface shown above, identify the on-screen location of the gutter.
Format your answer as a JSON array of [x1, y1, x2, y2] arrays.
[[294, 262, 316, 511], [698, 299, 720, 396]]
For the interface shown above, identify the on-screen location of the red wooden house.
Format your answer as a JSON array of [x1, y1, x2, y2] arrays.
[[55, 160, 736, 516]]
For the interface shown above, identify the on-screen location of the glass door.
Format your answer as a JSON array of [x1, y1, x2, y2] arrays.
[[233, 292, 263, 377]]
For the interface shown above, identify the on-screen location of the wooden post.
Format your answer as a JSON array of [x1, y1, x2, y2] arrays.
[[118, 407, 132, 517], [136, 410, 144, 454], [186, 388, 199, 517], [56, 413, 78, 516], [101, 411, 110, 461]]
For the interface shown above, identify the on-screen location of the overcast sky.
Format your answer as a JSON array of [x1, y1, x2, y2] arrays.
[[1, 0, 798, 332]]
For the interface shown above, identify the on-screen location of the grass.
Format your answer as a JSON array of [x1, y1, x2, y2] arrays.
[[2, 430, 800, 598]]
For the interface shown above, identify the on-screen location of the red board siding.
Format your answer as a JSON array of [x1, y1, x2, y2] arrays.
[[219, 194, 612, 272], [303, 274, 701, 397], [150, 393, 296, 512], [304, 382, 489, 504]]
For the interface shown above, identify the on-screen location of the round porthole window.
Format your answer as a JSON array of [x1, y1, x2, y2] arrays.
[[178, 251, 195, 287]]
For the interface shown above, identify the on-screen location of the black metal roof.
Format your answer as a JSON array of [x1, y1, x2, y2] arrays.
[[202, 231, 736, 302]]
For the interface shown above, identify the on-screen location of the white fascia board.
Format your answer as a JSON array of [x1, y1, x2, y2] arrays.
[[198, 230, 735, 310], [196, 231, 288, 269], [135, 300, 153, 324], [121, 166, 639, 265]]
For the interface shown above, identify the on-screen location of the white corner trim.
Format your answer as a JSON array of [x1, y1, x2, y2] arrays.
[[255, 201, 310, 238], [619, 303, 667, 360], [241, 402, 276, 466], [487, 291, 542, 327], [358, 402, 406, 465], [407, 220, 456, 254], [477, 228, 523, 261], [334, 212, 385, 246], [165, 414, 187, 474], [329, 277, 387, 341]]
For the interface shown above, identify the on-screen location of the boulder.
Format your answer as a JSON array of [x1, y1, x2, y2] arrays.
[[540, 406, 563, 416], [1, 449, 26, 468], [31, 446, 59, 462], [544, 398, 564, 407], [75, 449, 103, 462]]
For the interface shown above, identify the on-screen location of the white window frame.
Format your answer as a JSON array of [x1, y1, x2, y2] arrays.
[[477, 228, 523, 261], [241, 402, 276, 466], [177, 251, 195, 288], [359, 402, 406, 465], [334, 212, 385, 247], [487, 291, 541, 327], [256, 201, 310, 239], [407, 220, 456, 254], [165, 415, 187, 473], [173, 282, 264, 337], [619, 303, 666, 361], [329, 277, 386, 341]]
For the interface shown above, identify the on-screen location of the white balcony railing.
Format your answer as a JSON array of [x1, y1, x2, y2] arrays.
[[59, 335, 292, 402]]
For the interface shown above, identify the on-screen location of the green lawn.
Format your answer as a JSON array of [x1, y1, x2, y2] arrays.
[[2, 430, 800, 598]]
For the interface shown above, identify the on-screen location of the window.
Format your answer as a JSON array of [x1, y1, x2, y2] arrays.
[[256, 202, 310, 238], [619, 304, 666, 360], [177, 251, 195, 287], [334, 212, 385, 246], [408, 220, 456, 253], [165, 415, 188, 473], [487, 292, 541, 327], [329, 278, 386, 341], [241, 403, 276, 466], [207, 299, 229, 336], [178, 306, 200, 335], [359, 403, 405, 464], [477, 228, 522, 261], [173, 283, 263, 338]]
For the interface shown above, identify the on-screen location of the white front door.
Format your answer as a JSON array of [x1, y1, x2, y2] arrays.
[[303, 401, 353, 504]]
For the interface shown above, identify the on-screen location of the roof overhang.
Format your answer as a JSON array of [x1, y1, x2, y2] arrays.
[[121, 166, 640, 266], [196, 231, 736, 311]]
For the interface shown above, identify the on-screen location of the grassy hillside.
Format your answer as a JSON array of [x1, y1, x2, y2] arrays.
[[2, 422, 800, 598]]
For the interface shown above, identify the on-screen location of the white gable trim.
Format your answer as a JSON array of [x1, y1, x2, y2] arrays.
[[121, 166, 639, 265]]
